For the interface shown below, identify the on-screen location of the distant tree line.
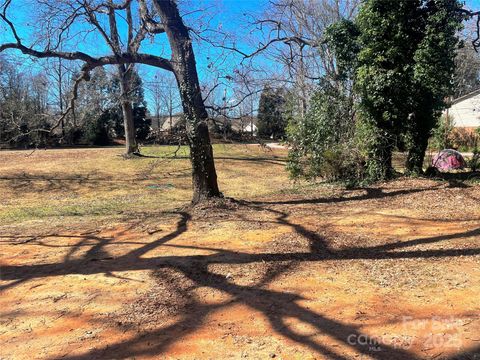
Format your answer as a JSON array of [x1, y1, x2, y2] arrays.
[[0, 57, 150, 149]]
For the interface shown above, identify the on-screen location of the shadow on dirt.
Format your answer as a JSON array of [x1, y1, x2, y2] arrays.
[[1, 185, 479, 359]]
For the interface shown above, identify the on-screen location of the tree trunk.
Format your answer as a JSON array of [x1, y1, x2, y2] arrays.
[[117, 64, 138, 156], [366, 132, 394, 181], [58, 60, 65, 139], [155, 0, 221, 203], [169, 93, 173, 134], [406, 136, 428, 175], [405, 111, 432, 175]]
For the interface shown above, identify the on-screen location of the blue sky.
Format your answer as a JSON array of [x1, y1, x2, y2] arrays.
[[2, 0, 480, 112], [3, 0, 480, 74], [0, 0, 271, 111]]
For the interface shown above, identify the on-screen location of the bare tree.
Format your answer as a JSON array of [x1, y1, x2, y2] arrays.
[[146, 71, 180, 132], [454, 23, 480, 98], [190, 0, 360, 125], [0, 0, 221, 203], [43, 57, 77, 139], [76, 0, 143, 155], [258, 0, 359, 116], [147, 72, 165, 130], [0, 56, 51, 146]]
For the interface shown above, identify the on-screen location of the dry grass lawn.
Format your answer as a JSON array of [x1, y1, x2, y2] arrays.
[[1, 145, 479, 360]]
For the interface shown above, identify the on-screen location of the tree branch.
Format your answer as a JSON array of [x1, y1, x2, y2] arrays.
[[0, 42, 173, 71], [138, 0, 165, 34]]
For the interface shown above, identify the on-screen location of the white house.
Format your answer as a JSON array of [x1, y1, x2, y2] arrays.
[[243, 123, 258, 134], [230, 116, 258, 136], [446, 89, 480, 129]]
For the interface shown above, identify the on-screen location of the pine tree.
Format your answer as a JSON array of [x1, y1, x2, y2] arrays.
[[257, 86, 287, 139]]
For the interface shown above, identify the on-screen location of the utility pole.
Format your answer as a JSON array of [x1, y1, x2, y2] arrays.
[[58, 59, 65, 139], [169, 86, 173, 134], [223, 88, 227, 140]]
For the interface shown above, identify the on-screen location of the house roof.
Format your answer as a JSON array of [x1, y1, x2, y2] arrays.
[[230, 116, 257, 132], [148, 114, 258, 132], [148, 113, 183, 130], [451, 88, 480, 105], [445, 89, 480, 128]]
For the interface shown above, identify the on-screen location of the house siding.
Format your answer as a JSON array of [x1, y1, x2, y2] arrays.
[[447, 93, 480, 128]]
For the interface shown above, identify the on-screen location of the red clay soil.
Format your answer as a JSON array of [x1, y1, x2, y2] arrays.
[[1, 178, 479, 360]]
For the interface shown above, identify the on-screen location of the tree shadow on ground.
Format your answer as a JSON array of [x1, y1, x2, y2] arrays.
[[250, 184, 442, 206], [1, 185, 479, 359], [152, 155, 288, 166], [449, 345, 480, 360], [427, 171, 480, 186], [0, 170, 190, 194]]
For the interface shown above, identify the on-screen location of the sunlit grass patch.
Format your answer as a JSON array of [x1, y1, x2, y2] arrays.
[[0, 144, 291, 225]]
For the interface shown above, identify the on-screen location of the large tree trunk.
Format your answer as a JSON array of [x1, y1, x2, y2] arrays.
[[117, 64, 138, 156], [366, 129, 394, 181], [155, 0, 221, 203], [406, 136, 428, 175], [405, 110, 433, 175]]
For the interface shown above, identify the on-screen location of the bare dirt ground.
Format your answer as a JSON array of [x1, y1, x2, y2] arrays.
[[1, 145, 479, 360]]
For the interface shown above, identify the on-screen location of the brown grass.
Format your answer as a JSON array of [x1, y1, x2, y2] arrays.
[[0, 144, 290, 225]]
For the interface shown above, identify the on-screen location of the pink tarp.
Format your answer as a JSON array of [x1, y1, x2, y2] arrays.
[[432, 149, 466, 172]]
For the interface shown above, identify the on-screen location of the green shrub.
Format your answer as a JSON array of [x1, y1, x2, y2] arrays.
[[470, 149, 480, 171], [430, 114, 454, 150], [287, 81, 366, 184]]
